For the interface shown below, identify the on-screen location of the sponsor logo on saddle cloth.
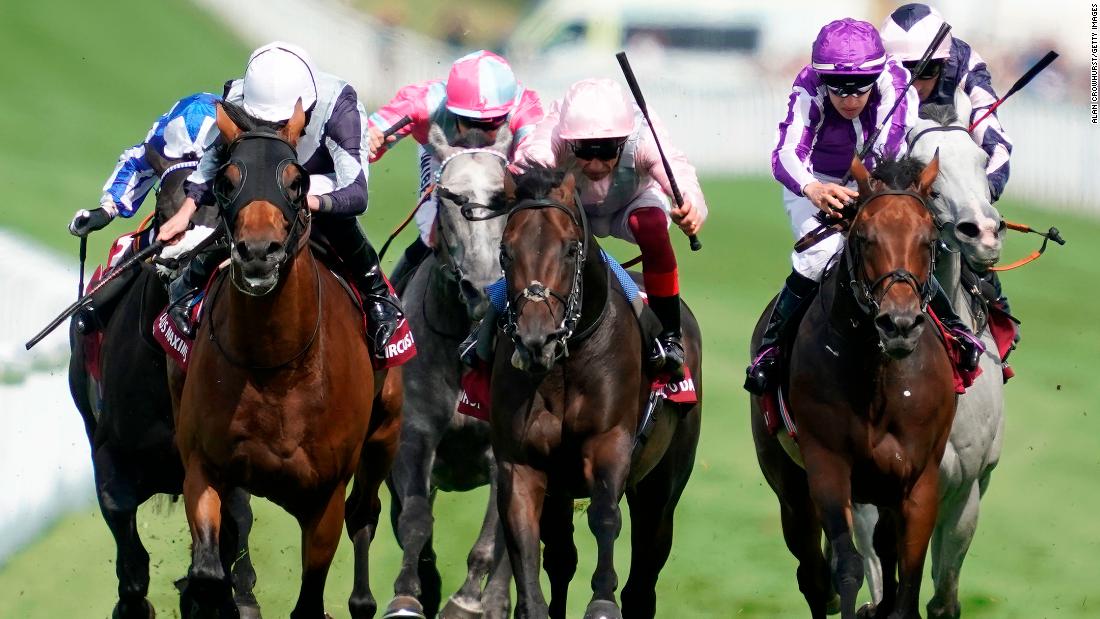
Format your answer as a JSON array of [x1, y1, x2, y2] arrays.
[[153, 309, 192, 370], [373, 318, 416, 370], [456, 365, 697, 421]]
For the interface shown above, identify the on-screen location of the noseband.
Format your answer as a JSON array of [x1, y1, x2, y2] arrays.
[[846, 190, 938, 316], [501, 196, 589, 361], [432, 147, 509, 283]]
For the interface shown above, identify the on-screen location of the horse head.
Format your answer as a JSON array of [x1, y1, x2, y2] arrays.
[[212, 99, 309, 296], [849, 153, 941, 359], [144, 146, 219, 231], [428, 123, 512, 320], [908, 104, 1004, 271], [499, 163, 584, 373]]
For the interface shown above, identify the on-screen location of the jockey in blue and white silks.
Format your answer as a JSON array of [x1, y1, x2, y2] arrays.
[[882, 3, 1013, 202], [67, 93, 218, 237], [744, 18, 983, 396]]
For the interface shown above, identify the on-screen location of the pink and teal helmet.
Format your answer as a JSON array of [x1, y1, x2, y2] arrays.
[[445, 50, 520, 120], [811, 18, 886, 93]]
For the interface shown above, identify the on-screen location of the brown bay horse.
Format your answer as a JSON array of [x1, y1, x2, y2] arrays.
[[490, 164, 702, 619], [750, 154, 957, 619], [168, 100, 400, 618]]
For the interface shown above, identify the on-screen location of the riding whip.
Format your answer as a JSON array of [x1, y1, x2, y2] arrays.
[[26, 240, 165, 350], [990, 222, 1065, 272], [615, 51, 702, 252], [794, 23, 952, 254], [78, 235, 87, 298], [969, 51, 1058, 132]]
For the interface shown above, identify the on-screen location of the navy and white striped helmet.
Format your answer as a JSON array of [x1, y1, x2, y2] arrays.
[[881, 3, 953, 62]]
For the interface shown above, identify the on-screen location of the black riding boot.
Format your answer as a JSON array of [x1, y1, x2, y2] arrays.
[[743, 270, 819, 395], [313, 216, 404, 354], [648, 294, 686, 380], [388, 237, 432, 292], [929, 277, 984, 371], [167, 242, 228, 339]]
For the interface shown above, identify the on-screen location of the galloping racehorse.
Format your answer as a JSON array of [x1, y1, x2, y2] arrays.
[[491, 164, 702, 619], [751, 154, 957, 618], [384, 125, 513, 619], [169, 100, 400, 619], [854, 104, 1008, 619], [68, 148, 259, 619]]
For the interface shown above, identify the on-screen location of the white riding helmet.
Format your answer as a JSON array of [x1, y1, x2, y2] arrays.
[[242, 42, 318, 123], [880, 3, 953, 63]]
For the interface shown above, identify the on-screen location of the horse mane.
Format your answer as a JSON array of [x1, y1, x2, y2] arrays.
[[453, 128, 493, 149], [870, 153, 927, 191], [918, 103, 959, 127], [512, 162, 568, 202]]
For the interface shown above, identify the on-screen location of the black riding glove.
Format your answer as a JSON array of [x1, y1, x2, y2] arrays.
[[69, 207, 114, 237]]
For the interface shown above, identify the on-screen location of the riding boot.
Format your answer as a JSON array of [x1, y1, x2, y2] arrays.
[[167, 242, 227, 339], [388, 237, 432, 293], [744, 270, 819, 395], [648, 294, 686, 380], [929, 277, 984, 372], [459, 304, 499, 368], [314, 216, 404, 353]]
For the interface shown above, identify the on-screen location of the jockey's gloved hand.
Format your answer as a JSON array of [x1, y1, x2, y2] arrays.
[[69, 207, 113, 237]]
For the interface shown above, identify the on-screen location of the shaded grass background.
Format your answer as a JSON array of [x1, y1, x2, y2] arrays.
[[1, 1, 1097, 617]]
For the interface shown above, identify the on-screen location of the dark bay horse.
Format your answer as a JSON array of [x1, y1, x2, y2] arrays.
[[491, 164, 702, 619], [168, 100, 400, 618], [750, 154, 957, 618], [384, 125, 513, 619], [67, 146, 258, 619]]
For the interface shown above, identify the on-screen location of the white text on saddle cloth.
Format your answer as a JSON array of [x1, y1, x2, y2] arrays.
[[372, 318, 417, 370], [153, 310, 191, 370], [652, 367, 698, 405]]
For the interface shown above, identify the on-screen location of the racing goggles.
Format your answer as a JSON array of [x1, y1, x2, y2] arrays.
[[821, 73, 877, 97], [459, 115, 509, 132], [570, 137, 627, 161], [903, 59, 945, 80]]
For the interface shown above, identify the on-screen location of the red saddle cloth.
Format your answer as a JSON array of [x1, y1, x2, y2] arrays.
[[154, 266, 416, 371], [456, 362, 698, 422]]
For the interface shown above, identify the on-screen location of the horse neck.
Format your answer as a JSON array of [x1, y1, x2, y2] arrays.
[[575, 238, 609, 337], [223, 246, 319, 364], [426, 259, 472, 334]]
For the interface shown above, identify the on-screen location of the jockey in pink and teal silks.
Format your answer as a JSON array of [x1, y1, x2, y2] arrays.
[[365, 50, 544, 285], [744, 18, 984, 396]]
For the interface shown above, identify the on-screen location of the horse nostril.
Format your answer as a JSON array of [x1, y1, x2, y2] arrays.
[[235, 241, 253, 261], [875, 313, 898, 337], [956, 222, 980, 238], [876, 313, 924, 337], [265, 241, 284, 256], [459, 279, 480, 301]]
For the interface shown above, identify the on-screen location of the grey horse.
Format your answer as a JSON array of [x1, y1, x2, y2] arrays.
[[383, 124, 514, 619], [855, 103, 1006, 619]]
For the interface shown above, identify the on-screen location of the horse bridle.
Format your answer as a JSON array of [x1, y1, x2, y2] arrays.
[[432, 148, 509, 283], [845, 189, 938, 316], [500, 195, 590, 361]]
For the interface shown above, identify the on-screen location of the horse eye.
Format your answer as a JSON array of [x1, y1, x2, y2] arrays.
[[930, 191, 941, 200]]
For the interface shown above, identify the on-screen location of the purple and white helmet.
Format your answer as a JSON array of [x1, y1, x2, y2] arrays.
[[812, 19, 886, 92]]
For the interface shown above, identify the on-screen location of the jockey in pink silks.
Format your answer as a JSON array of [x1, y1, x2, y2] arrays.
[[366, 50, 544, 284], [513, 77, 708, 378], [743, 18, 983, 395]]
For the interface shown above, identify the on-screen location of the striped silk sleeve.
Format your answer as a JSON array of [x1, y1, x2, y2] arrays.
[[771, 76, 823, 196], [964, 50, 1013, 200]]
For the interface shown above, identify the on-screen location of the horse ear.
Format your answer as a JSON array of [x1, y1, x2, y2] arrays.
[[428, 123, 456, 160], [492, 124, 513, 154], [281, 98, 306, 147], [503, 167, 517, 202], [557, 172, 577, 204], [143, 142, 171, 177], [917, 149, 941, 196], [216, 102, 242, 144], [850, 156, 871, 196]]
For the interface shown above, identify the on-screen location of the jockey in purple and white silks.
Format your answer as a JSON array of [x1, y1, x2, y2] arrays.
[[744, 18, 983, 396], [160, 42, 404, 354], [882, 3, 1013, 203], [365, 50, 545, 285], [68, 93, 218, 237]]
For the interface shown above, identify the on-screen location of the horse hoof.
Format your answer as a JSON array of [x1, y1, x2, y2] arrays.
[[856, 602, 876, 619], [825, 593, 841, 615], [383, 595, 426, 619], [440, 595, 483, 619], [236, 602, 262, 619], [113, 599, 155, 619], [583, 600, 622, 619]]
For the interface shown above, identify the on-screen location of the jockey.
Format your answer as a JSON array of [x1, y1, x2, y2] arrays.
[[366, 50, 544, 286], [744, 18, 984, 396], [882, 3, 1015, 315], [68, 93, 218, 237], [511, 77, 707, 378], [161, 42, 404, 355]]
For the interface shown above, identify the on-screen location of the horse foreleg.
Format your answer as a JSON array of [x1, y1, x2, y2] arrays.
[[92, 447, 156, 619], [180, 455, 235, 619], [582, 437, 631, 619], [892, 466, 940, 619], [540, 493, 578, 619], [498, 460, 549, 619], [224, 488, 261, 619], [442, 456, 512, 619], [926, 481, 981, 619], [347, 419, 400, 619], [292, 483, 347, 619], [852, 503, 884, 608], [385, 430, 438, 619], [804, 446, 862, 619]]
